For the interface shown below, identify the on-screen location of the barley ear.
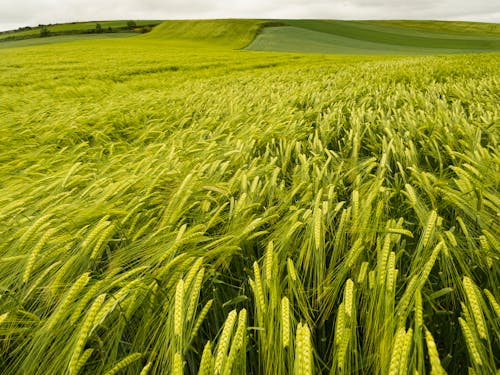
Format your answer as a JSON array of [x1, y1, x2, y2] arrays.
[[103, 353, 142, 375], [425, 329, 446, 375], [281, 296, 290, 348], [174, 279, 184, 337], [173, 352, 183, 375], [214, 309, 237, 374], [198, 341, 213, 375]]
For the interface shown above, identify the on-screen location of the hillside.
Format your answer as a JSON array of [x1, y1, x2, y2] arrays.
[[246, 20, 500, 54], [143, 19, 266, 49]]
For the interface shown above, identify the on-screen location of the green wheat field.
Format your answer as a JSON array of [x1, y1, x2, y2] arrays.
[[0, 19, 499, 374]]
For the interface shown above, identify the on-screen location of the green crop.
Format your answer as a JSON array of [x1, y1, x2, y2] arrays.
[[0, 20, 161, 41], [0, 20, 498, 374], [246, 20, 500, 54]]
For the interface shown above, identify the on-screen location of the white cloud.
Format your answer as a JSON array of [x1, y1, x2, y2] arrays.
[[0, 0, 499, 32]]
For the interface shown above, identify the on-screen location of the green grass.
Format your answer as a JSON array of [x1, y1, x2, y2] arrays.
[[143, 19, 267, 49], [245, 26, 500, 55], [246, 20, 500, 54], [363, 20, 500, 36], [0, 19, 499, 375]]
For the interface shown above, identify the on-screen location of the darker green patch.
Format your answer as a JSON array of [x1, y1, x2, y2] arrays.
[[246, 20, 500, 55]]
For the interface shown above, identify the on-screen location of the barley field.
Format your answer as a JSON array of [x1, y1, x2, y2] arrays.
[[0, 20, 499, 374]]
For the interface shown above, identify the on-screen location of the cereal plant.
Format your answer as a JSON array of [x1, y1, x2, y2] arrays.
[[0, 20, 498, 374]]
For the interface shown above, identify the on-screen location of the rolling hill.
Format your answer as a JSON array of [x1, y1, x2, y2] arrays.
[[142, 19, 266, 49], [2, 19, 499, 54]]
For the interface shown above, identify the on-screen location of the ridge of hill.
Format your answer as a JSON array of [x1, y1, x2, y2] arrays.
[[0, 20, 161, 43]]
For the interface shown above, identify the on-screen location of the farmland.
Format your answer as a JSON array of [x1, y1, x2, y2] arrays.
[[0, 19, 499, 374], [246, 20, 500, 54], [0, 20, 161, 42]]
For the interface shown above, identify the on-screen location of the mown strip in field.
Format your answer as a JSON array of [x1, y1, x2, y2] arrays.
[[0, 33, 138, 49]]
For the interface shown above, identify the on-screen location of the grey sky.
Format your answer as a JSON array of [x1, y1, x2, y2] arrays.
[[1, 0, 499, 32]]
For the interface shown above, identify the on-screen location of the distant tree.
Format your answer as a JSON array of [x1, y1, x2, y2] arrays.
[[96, 23, 103, 33], [127, 21, 137, 28], [40, 26, 49, 37], [108, 27, 113, 33]]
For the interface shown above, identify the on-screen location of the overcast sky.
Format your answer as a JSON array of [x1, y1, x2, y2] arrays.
[[1, 0, 499, 32]]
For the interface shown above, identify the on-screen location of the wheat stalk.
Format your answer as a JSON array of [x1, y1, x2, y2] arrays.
[[398, 328, 413, 375], [425, 329, 446, 375], [174, 279, 184, 337], [72, 349, 93, 375], [458, 318, 483, 366], [388, 327, 406, 375], [463, 277, 487, 340], [69, 293, 106, 375], [386, 252, 396, 292], [264, 241, 274, 285], [173, 352, 183, 375], [223, 309, 247, 375], [483, 289, 500, 319], [421, 210, 437, 248], [139, 362, 152, 375], [415, 290, 423, 329], [22, 227, 58, 283], [47, 272, 90, 330], [191, 299, 213, 340], [186, 268, 205, 322], [18, 213, 52, 250], [294, 322, 313, 375], [90, 224, 114, 260], [214, 309, 237, 374], [313, 206, 322, 250], [344, 279, 354, 319], [198, 341, 213, 375], [281, 296, 290, 348], [104, 353, 142, 375], [253, 261, 266, 314], [287, 258, 298, 282], [357, 262, 369, 284]]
